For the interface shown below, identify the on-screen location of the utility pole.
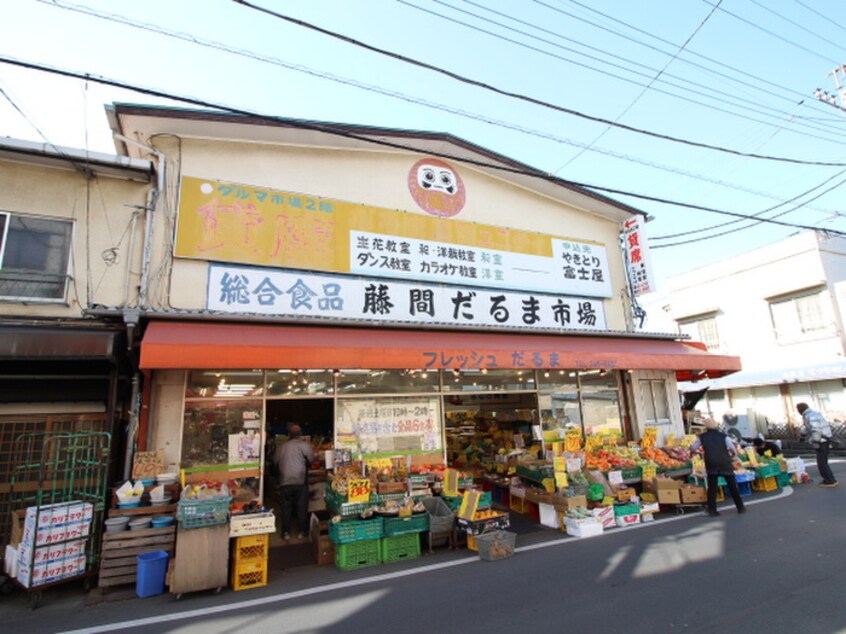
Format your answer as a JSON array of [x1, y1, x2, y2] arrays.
[[814, 64, 846, 112]]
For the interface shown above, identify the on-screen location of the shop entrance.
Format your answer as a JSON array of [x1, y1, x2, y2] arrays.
[[443, 392, 539, 469]]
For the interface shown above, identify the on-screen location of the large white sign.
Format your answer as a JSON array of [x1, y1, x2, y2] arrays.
[[350, 231, 613, 298], [335, 397, 442, 455], [621, 216, 655, 296], [207, 264, 607, 332]]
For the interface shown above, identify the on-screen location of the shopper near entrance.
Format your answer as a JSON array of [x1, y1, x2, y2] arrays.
[[691, 418, 746, 517], [797, 402, 838, 487], [275, 424, 315, 540], [752, 437, 782, 457]]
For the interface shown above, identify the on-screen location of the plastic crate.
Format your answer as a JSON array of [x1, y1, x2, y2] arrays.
[[735, 471, 756, 483], [510, 494, 529, 514], [752, 475, 778, 492], [324, 487, 368, 517], [231, 558, 268, 591], [380, 533, 421, 563], [613, 503, 640, 516], [177, 496, 231, 529], [383, 513, 429, 536], [233, 533, 269, 562], [620, 467, 642, 481], [726, 481, 753, 497], [755, 463, 780, 479], [776, 472, 792, 488], [336, 539, 382, 570], [329, 517, 383, 544], [475, 530, 516, 561]]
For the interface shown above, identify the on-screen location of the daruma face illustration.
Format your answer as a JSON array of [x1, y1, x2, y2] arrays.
[[408, 157, 466, 217]]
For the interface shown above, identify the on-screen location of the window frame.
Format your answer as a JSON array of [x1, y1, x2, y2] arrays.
[[769, 288, 832, 344]]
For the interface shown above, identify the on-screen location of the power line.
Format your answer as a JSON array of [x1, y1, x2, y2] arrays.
[[792, 0, 846, 38], [403, 0, 838, 142], [745, 0, 846, 55], [230, 0, 846, 167], [3, 55, 844, 240], [30, 0, 840, 214]]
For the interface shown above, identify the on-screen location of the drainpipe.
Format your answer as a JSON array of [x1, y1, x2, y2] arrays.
[[112, 133, 165, 309]]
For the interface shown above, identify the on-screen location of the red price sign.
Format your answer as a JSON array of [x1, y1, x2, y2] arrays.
[[348, 478, 371, 503]]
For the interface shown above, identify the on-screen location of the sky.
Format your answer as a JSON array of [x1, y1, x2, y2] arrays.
[[2, 0, 846, 330]]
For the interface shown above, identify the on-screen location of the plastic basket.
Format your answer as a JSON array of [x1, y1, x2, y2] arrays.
[[231, 558, 268, 591], [620, 467, 642, 481], [755, 463, 780, 479], [381, 533, 422, 563], [329, 517, 383, 544], [233, 533, 269, 562], [776, 472, 792, 488], [177, 496, 231, 529], [475, 530, 516, 561], [383, 513, 429, 536], [422, 497, 455, 534], [335, 539, 382, 570], [735, 471, 756, 483], [752, 475, 778, 492]]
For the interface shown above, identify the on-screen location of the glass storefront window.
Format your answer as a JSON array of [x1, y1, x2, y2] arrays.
[[181, 399, 263, 467], [335, 369, 440, 394], [579, 370, 622, 435], [185, 370, 263, 398], [538, 370, 580, 439], [442, 369, 536, 392], [266, 369, 335, 397]]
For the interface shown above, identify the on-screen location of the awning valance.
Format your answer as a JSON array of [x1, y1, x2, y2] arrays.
[[140, 321, 740, 381]]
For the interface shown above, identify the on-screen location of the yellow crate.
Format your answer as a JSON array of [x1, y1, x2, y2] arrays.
[[715, 487, 725, 502], [231, 557, 268, 591], [752, 476, 778, 492], [233, 533, 269, 562], [509, 494, 528, 514], [467, 534, 478, 552]]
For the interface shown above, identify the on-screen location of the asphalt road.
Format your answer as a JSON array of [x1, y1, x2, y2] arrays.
[[3, 457, 845, 634]]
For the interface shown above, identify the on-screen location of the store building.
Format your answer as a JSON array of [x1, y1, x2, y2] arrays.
[[102, 104, 740, 505], [666, 230, 846, 439], [0, 137, 153, 548]]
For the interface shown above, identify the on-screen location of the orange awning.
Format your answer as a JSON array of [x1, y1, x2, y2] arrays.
[[140, 321, 739, 381]]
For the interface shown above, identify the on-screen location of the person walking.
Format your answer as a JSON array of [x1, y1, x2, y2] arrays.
[[275, 424, 315, 540], [691, 418, 746, 517], [797, 402, 838, 488]]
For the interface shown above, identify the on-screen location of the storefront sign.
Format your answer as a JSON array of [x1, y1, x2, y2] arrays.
[[621, 215, 655, 296], [207, 264, 607, 332], [179, 175, 612, 298], [335, 396, 442, 457], [132, 451, 164, 479]]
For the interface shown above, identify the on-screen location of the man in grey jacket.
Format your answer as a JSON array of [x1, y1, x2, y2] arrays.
[[797, 402, 837, 488], [275, 424, 315, 540]]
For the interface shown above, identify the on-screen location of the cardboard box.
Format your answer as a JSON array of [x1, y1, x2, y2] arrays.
[[562, 495, 587, 510], [615, 513, 640, 528], [640, 502, 660, 515], [590, 506, 615, 529], [680, 484, 707, 504], [615, 487, 637, 502], [310, 513, 335, 565], [229, 511, 276, 537], [645, 478, 682, 505]]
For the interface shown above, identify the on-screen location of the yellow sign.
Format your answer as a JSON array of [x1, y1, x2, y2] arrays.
[[553, 456, 567, 473], [641, 427, 657, 449], [364, 458, 392, 469], [746, 447, 759, 466], [550, 442, 564, 456], [348, 478, 371, 503], [555, 472, 569, 489], [542, 478, 556, 493], [175, 176, 605, 288], [681, 434, 697, 447], [602, 496, 615, 506], [565, 428, 583, 453], [443, 469, 459, 497], [585, 435, 603, 452], [642, 462, 657, 481], [458, 490, 481, 521]]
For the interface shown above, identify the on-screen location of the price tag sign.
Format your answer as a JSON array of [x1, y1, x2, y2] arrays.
[[364, 458, 392, 470], [542, 478, 556, 493], [566, 458, 582, 473], [496, 463, 506, 474], [458, 490, 480, 521], [553, 456, 567, 473], [642, 462, 657, 481], [746, 447, 759, 466], [132, 450, 164, 480], [641, 427, 657, 449], [602, 496, 615, 506], [347, 478, 371, 503], [565, 428, 582, 452], [555, 472, 569, 489], [443, 468, 459, 497], [608, 470, 623, 486]]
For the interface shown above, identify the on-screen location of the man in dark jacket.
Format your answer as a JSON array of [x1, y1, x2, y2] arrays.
[[691, 418, 746, 517]]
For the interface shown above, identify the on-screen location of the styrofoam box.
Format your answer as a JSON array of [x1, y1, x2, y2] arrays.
[[538, 503, 561, 529], [565, 518, 604, 538], [4, 545, 17, 578], [590, 506, 616, 529], [640, 502, 660, 514]]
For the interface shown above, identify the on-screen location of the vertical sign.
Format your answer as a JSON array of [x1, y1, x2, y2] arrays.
[[621, 216, 655, 296]]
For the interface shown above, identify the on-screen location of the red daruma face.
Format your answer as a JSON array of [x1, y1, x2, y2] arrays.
[[407, 157, 466, 217]]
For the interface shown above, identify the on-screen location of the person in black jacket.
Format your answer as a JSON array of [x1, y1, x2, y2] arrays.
[[691, 418, 746, 517], [752, 437, 782, 457]]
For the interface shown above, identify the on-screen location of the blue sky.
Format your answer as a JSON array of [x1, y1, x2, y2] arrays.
[[2, 0, 845, 321]]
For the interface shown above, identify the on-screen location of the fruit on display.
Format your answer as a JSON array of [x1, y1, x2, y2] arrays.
[[640, 448, 686, 470], [584, 449, 637, 471]]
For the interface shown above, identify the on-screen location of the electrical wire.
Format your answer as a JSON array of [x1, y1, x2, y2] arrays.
[[230, 0, 846, 166], [4, 54, 846, 241], [22, 0, 843, 214], [744, 0, 846, 55]]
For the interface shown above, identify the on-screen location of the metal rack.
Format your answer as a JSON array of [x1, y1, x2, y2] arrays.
[[7, 431, 111, 608]]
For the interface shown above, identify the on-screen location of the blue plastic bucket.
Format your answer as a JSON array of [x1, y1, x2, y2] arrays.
[[136, 550, 169, 598]]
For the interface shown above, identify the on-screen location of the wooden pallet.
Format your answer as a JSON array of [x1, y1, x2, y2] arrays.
[[98, 506, 176, 592]]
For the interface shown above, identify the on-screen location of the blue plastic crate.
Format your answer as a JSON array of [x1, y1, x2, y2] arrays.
[[725, 481, 752, 497]]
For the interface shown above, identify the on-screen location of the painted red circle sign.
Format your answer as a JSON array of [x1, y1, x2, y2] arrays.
[[407, 158, 466, 217]]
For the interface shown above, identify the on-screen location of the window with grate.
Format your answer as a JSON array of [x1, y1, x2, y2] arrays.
[[678, 315, 720, 350], [639, 379, 671, 425], [0, 212, 73, 301], [770, 290, 832, 343]]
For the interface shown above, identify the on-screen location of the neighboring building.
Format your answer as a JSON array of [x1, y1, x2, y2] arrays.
[[666, 230, 846, 440], [0, 137, 153, 548], [100, 103, 738, 496]]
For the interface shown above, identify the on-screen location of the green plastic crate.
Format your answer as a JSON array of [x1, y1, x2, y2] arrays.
[[613, 503, 640, 516], [443, 491, 492, 511], [380, 533, 421, 563], [755, 463, 781, 479], [177, 496, 231, 529], [383, 513, 429, 536], [329, 517, 384, 544], [776, 471, 792, 488], [336, 539, 382, 570]]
